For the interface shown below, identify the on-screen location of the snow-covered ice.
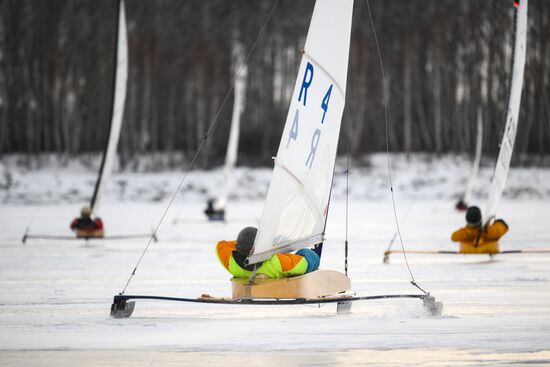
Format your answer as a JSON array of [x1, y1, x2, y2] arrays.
[[1, 155, 549, 366]]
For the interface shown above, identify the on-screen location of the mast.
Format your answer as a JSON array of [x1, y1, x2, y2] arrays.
[[484, 0, 527, 223], [214, 43, 247, 211], [90, 0, 128, 215], [247, 0, 354, 265]]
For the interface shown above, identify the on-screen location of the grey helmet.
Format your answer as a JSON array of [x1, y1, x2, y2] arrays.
[[236, 227, 257, 255], [466, 206, 482, 227]]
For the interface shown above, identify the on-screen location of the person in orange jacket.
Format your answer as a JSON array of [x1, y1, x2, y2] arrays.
[[451, 206, 508, 254], [216, 227, 320, 279], [70, 206, 105, 238]]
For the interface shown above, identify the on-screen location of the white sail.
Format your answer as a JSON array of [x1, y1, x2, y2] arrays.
[[484, 0, 527, 223], [90, 0, 128, 215], [248, 0, 354, 264], [463, 107, 483, 206], [214, 44, 247, 211]]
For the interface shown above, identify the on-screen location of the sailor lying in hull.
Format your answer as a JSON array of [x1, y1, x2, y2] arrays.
[[451, 206, 508, 254], [216, 227, 320, 278], [70, 206, 105, 238]]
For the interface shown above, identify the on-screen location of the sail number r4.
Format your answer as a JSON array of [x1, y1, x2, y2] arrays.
[[288, 62, 333, 169]]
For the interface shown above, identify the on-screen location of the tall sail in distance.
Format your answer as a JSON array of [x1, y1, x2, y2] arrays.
[[90, 0, 128, 215], [461, 108, 483, 208], [248, 0, 354, 265], [214, 43, 247, 211], [484, 0, 527, 223]]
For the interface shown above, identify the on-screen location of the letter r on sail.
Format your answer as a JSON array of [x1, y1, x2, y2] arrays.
[[298, 62, 314, 106]]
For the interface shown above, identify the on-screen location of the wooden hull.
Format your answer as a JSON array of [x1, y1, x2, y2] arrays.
[[231, 269, 351, 299], [76, 229, 105, 238], [459, 242, 499, 254]]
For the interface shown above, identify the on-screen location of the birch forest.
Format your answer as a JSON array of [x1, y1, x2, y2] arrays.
[[1, 0, 549, 167]]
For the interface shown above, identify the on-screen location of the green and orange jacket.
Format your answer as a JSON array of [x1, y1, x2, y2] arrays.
[[451, 219, 509, 254], [215, 240, 309, 278]]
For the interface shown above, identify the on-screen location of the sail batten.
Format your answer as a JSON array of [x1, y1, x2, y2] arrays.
[[484, 0, 527, 222], [90, 0, 128, 215], [273, 160, 326, 225], [302, 52, 346, 98], [248, 0, 354, 264]]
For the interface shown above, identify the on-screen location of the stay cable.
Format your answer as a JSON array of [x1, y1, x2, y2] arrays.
[[120, 0, 281, 295]]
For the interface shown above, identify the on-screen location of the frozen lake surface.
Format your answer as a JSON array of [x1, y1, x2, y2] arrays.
[[1, 198, 549, 366], [1, 157, 549, 365]]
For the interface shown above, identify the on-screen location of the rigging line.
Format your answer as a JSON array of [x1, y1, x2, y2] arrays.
[[343, 112, 351, 276], [345, 153, 349, 276], [384, 198, 414, 254], [317, 151, 341, 259], [120, 0, 281, 295], [366, 0, 423, 292]]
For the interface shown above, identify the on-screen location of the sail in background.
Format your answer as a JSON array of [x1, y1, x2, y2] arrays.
[[90, 0, 128, 215], [248, 0, 354, 265], [484, 0, 527, 223], [462, 107, 484, 207], [214, 43, 247, 211]]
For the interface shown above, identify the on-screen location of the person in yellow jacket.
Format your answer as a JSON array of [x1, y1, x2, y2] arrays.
[[216, 227, 321, 278], [451, 206, 509, 254]]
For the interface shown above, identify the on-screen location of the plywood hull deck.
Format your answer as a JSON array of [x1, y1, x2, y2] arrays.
[[231, 270, 351, 299], [76, 229, 105, 238]]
